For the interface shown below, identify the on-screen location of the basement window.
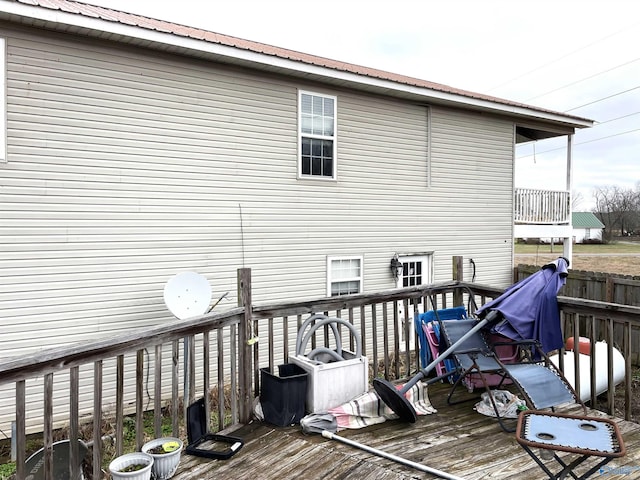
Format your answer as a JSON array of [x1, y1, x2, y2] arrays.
[[327, 256, 362, 296]]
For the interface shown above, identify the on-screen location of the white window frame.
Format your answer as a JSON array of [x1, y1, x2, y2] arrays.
[[0, 38, 6, 163], [298, 90, 337, 180], [327, 255, 363, 297]]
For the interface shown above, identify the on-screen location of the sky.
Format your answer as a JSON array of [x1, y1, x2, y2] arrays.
[[87, 0, 640, 210]]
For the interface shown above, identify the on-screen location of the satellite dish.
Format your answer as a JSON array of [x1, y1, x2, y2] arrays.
[[164, 272, 212, 320]]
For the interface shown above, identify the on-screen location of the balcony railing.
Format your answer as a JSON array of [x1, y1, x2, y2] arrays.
[[515, 187, 570, 225], [0, 263, 638, 479]]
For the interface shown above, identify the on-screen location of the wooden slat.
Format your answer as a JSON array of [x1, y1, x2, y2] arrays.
[[154, 345, 163, 438], [187, 335, 196, 409], [69, 366, 80, 480], [136, 350, 144, 450], [15, 381, 25, 480], [237, 268, 253, 423], [116, 355, 124, 456], [370, 305, 378, 379], [252, 316, 260, 395], [217, 329, 225, 431], [93, 361, 103, 480], [608, 318, 615, 415], [625, 321, 632, 421], [268, 317, 274, 369], [230, 324, 238, 424], [392, 302, 400, 379], [203, 330, 211, 427], [171, 341, 179, 436], [382, 305, 390, 379], [43, 373, 53, 480]]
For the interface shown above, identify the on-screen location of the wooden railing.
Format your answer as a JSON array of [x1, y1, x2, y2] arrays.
[[1, 266, 639, 478], [558, 296, 639, 420], [514, 187, 570, 224]]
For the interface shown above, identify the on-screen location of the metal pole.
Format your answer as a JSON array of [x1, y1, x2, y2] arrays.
[[322, 431, 466, 480], [401, 313, 493, 393]]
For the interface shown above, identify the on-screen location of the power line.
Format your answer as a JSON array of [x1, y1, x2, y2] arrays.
[[565, 86, 640, 112], [516, 127, 640, 160], [487, 22, 640, 94], [597, 111, 640, 125], [525, 58, 640, 102]]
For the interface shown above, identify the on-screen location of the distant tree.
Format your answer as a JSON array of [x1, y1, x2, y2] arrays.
[[571, 190, 584, 211], [593, 185, 640, 239]]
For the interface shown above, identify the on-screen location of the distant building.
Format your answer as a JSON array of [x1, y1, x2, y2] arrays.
[[572, 212, 605, 243]]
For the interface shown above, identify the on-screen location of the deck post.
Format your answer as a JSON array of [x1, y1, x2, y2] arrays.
[[237, 268, 253, 423], [452, 256, 464, 306]]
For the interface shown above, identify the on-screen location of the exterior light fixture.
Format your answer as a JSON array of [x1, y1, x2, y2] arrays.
[[390, 254, 403, 280]]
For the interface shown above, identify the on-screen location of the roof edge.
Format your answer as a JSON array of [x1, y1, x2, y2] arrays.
[[4, 0, 594, 129]]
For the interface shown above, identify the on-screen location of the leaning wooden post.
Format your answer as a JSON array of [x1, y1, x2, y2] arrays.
[[452, 256, 464, 306], [237, 268, 253, 423]]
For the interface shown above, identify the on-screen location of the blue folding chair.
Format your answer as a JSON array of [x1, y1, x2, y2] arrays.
[[415, 306, 467, 380]]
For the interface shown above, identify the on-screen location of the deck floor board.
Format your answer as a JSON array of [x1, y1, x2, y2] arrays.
[[172, 382, 640, 479]]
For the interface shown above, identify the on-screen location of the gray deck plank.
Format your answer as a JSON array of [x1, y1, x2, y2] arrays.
[[172, 382, 640, 479]]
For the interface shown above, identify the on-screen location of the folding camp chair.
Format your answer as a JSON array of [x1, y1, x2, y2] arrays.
[[439, 318, 585, 432], [415, 306, 467, 376], [417, 307, 518, 390]]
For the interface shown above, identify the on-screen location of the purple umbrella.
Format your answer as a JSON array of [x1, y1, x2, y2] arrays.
[[476, 257, 569, 354]]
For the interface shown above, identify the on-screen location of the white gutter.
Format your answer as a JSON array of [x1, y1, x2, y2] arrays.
[[0, 1, 593, 129]]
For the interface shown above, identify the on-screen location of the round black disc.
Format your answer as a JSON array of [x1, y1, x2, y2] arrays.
[[373, 378, 417, 423]]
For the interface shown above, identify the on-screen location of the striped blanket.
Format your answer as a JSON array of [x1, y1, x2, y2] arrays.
[[327, 380, 436, 430]]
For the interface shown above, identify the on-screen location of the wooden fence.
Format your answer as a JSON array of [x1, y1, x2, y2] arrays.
[[514, 264, 640, 305]]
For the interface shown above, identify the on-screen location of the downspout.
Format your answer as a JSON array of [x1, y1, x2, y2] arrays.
[[563, 134, 574, 265]]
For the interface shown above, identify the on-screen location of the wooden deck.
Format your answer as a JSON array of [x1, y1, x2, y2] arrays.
[[171, 382, 640, 479]]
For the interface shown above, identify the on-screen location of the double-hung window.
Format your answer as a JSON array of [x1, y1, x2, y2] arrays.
[[299, 91, 336, 179], [327, 256, 362, 296]]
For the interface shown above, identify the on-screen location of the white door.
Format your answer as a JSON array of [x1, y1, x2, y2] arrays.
[[396, 254, 433, 349]]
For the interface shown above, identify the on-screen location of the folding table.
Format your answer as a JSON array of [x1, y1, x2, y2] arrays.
[[515, 410, 625, 479]]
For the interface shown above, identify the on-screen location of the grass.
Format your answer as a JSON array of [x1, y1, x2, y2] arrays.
[[0, 463, 14, 480], [515, 241, 640, 276], [515, 241, 640, 254]]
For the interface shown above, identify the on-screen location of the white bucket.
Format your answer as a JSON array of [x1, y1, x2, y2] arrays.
[[141, 437, 183, 480], [108, 452, 154, 480]]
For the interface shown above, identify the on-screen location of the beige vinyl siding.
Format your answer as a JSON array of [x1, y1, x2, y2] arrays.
[[2, 27, 296, 356], [427, 106, 515, 285], [1, 29, 297, 432], [0, 25, 517, 432]]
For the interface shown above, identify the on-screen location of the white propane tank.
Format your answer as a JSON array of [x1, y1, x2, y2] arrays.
[[549, 341, 625, 401]]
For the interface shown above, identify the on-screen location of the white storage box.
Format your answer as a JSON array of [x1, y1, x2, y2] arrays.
[[290, 351, 368, 413]]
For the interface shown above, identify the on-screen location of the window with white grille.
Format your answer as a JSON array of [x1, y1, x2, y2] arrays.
[[327, 256, 362, 296], [299, 91, 336, 179]]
